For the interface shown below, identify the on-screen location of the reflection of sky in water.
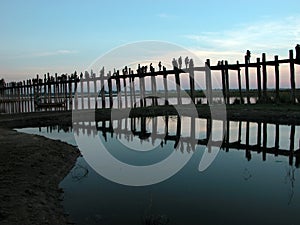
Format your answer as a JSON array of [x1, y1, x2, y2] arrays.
[[16, 118, 300, 225]]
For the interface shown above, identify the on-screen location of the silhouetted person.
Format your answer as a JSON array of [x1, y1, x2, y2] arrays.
[[185, 56, 189, 69], [172, 58, 178, 69], [189, 58, 194, 68], [137, 64, 141, 74], [158, 61, 162, 71], [295, 44, 300, 61], [150, 63, 154, 72], [178, 56, 182, 69], [246, 50, 251, 63]]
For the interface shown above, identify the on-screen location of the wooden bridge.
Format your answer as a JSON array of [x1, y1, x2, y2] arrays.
[[0, 48, 299, 114]]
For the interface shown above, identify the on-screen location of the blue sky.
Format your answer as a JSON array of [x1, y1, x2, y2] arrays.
[[1, 0, 300, 82]]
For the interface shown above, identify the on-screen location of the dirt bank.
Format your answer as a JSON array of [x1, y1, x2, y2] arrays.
[[0, 128, 80, 225]]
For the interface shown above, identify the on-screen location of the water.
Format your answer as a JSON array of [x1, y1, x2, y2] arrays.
[[17, 117, 300, 225]]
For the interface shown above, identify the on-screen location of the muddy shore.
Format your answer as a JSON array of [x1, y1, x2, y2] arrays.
[[0, 103, 299, 224], [0, 123, 80, 224]]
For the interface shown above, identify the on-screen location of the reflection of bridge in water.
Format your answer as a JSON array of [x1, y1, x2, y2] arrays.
[[72, 116, 300, 168]]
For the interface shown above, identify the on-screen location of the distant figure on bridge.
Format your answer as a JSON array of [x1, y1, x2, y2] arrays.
[[295, 44, 300, 61], [137, 64, 141, 74], [158, 61, 162, 71], [172, 58, 178, 69], [189, 58, 194, 68], [245, 50, 251, 63], [185, 56, 189, 69], [178, 56, 182, 69], [150, 63, 154, 73]]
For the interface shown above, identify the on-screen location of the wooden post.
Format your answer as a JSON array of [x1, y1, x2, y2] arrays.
[[132, 77, 137, 108], [151, 74, 157, 106], [174, 68, 182, 105], [163, 69, 169, 105], [245, 55, 250, 104], [205, 59, 213, 104], [256, 58, 262, 101], [274, 55, 280, 102], [80, 74, 84, 109], [189, 62, 195, 104], [139, 74, 144, 107], [123, 76, 128, 108], [225, 61, 230, 104], [100, 68, 106, 108], [289, 50, 296, 104], [86, 71, 91, 109], [262, 53, 267, 101], [221, 61, 227, 104], [237, 61, 243, 103], [107, 72, 113, 108], [93, 73, 97, 109]]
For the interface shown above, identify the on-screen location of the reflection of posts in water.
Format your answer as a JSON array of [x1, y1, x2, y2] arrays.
[[152, 117, 157, 145], [238, 121, 242, 143], [257, 122, 261, 148], [226, 120, 230, 152], [289, 125, 295, 166], [190, 116, 196, 151], [245, 121, 251, 161], [262, 122, 267, 161], [174, 116, 181, 149], [275, 124, 280, 156]]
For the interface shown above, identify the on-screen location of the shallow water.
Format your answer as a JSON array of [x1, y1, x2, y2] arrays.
[[17, 117, 300, 225]]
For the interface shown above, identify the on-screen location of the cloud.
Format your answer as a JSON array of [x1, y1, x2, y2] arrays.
[[184, 16, 300, 57], [6, 49, 78, 59], [31, 49, 78, 57], [157, 13, 174, 19]]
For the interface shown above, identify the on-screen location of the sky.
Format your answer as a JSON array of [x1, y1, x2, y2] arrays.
[[1, 0, 300, 86]]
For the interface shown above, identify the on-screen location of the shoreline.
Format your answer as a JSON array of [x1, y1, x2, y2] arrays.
[[0, 128, 80, 225]]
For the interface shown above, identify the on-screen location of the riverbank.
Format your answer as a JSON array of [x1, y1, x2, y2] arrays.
[[0, 128, 80, 225]]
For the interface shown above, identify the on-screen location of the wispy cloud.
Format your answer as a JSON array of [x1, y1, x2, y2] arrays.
[[184, 16, 300, 56], [30, 49, 78, 57], [7, 49, 78, 59], [157, 13, 174, 19]]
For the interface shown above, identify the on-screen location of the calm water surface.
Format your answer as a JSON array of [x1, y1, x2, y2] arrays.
[[17, 117, 300, 225]]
